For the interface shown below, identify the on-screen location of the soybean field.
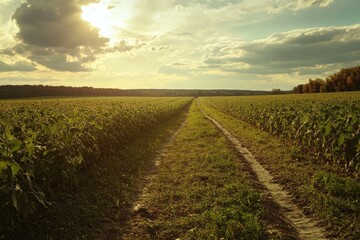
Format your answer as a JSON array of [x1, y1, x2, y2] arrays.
[[1, 94, 359, 240], [200, 92, 360, 174], [0, 97, 192, 236]]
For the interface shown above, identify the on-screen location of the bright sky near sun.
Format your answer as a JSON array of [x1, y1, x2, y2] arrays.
[[0, 0, 360, 90]]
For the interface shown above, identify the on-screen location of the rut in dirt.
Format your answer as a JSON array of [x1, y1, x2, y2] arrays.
[[198, 101, 328, 240], [123, 112, 189, 239], [132, 115, 187, 213]]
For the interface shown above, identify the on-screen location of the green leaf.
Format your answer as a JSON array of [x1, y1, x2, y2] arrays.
[[0, 161, 12, 171], [43, 149, 50, 157], [26, 142, 35, 156], [11, 138, 22, 152], [325, 123, 332, 136], [10, 163, 21, 176], [338, 134, 345, 146], [0, 161, 22, 177], [70, 156, 83, 166], [4, 126, 14, 141]]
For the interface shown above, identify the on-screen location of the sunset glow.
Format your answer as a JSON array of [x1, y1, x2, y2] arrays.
[[0, 0, 359, 89], [81, 2, 125, 41]]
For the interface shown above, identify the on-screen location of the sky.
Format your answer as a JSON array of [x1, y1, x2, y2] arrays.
[[0, 0, 359, 90]]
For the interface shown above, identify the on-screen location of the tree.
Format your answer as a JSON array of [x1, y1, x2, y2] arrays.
[[303, 83, 310, 93], [297, 84, 304, 93], [292, 64, 360, 93]]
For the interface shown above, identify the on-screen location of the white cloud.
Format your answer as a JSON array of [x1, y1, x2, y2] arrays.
[[201, 24, 360, 76], [294, 0, 334, 10], [256, 24, 360, 44]]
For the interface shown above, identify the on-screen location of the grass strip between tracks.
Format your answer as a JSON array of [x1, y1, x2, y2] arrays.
[[125, 101, 265, 240]]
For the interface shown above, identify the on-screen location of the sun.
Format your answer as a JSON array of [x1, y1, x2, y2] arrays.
[[81, 2, 123, 40]]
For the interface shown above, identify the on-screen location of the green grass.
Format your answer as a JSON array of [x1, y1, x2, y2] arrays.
[[126, 102, 265, 240], [302, 171, 360, 238], [200, 101, 360, 240]]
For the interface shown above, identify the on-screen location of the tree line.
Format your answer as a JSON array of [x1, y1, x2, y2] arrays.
[[0, 85, 269, 99], [293, 65, 360, 93]]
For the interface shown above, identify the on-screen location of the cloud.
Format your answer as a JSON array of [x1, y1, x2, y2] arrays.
[[126, 0, 337, 65], [12, 0, 108, 48], [29, 53, 90, 72], [105, 39, 146, 53], [266, 0, 335, 13], [3, 43, 93, 72], [0, 0, 21, 47], [158, 61, 196, 75], [201, 24, 360, 76], [4, 0, 105, 72], [0, 60, 36, 72], [294, 0, 334, 10], [0, 0, 15, 5], [2, 0, 147, 72], [2, 40, 146, 74]]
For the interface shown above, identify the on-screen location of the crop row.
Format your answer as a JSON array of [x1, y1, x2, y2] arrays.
[[0, 97, 192, 232], [200, 93, 360, 175]]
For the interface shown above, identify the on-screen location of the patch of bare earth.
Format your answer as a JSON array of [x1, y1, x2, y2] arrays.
[[199, 101, 328, 240]]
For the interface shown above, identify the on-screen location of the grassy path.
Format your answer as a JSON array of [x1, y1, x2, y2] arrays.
[[124, 101, 266, 239], [198, 101, 327, 240]]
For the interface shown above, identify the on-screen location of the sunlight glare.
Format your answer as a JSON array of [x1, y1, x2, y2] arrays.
[[81, 2, 126, 41]]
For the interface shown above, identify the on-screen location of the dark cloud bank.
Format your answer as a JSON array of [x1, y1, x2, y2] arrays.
[[0, 0, 105, 72], [3, 0, 106, 72], [2, 0, 143, 72], [12, 0, 108, 49]]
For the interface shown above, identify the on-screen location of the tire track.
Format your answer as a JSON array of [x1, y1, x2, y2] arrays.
[[123, 111, 189, 239], [132, 113, 188, 213], [198, 101, 328, 240]]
